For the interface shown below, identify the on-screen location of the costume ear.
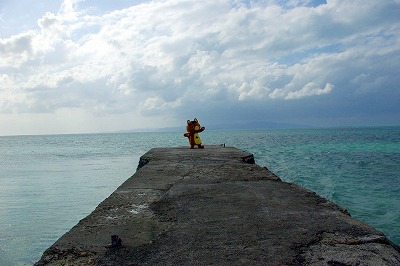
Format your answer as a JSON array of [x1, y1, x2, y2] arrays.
[[187, 120, 191, 125], [194, 118, 198, 122]]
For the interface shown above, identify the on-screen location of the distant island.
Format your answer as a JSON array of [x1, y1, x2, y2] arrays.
[[116, 121, 311, 133]]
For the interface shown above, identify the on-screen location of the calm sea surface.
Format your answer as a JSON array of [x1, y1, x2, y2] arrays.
[[1, 127, 399, 265]]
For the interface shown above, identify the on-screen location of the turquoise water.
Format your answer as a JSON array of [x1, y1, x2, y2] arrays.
[[0, 127, 399, 265]]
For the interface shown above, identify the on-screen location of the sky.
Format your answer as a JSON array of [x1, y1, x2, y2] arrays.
[[0, 0, 399, 135]]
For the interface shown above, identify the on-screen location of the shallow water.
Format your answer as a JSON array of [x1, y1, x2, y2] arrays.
[[0, 127, 399, 265]]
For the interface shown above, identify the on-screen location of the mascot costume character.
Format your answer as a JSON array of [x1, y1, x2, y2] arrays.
[[184, 118, 205, 149]]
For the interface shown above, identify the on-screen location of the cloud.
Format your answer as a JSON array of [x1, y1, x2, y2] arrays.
[[0, 32, 34, 66], [60, 0, 81, 14], [285, 82, 333, 100], [0, 0, 399, 134]]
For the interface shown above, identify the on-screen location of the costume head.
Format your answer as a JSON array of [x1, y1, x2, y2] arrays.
[[186, 118, 201, 133]]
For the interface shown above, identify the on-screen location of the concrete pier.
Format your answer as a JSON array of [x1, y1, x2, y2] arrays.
[[36, 146, 400, 265]]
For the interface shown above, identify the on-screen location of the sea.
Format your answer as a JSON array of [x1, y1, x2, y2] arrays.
[[0, 127, 399, 265]]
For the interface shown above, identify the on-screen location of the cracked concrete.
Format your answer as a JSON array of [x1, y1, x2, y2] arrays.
[[35, 146, 400, 265]]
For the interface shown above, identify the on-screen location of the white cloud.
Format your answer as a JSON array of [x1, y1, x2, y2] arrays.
[[0, 0, 399, 134], [60, 0, 81, 14], [0, 32, 34, 66], [285, 82, 333, 100]]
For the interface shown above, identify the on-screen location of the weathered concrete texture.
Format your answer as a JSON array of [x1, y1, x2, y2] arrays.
[[36, 146, 400, 265]]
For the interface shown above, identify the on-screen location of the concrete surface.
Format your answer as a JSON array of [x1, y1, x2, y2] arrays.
[[35, 146, 400, 265]]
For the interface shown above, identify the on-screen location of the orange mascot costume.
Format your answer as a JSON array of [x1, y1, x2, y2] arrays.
[[184, 118, 205, 149]]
